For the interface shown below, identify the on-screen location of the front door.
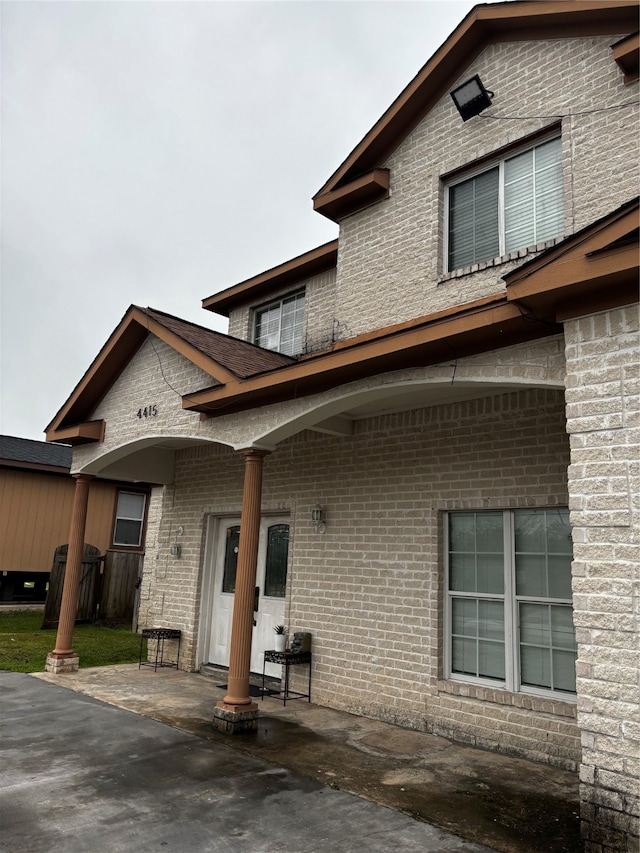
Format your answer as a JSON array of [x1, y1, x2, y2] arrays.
[[207, 516, 289, 677]]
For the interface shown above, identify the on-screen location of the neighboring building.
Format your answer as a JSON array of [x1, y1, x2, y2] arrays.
[[45, 2, 639, 850], [0, 435, 148, 607]]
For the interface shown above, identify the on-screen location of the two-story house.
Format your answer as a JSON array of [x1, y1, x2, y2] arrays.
[[45, 2, 639, 849]]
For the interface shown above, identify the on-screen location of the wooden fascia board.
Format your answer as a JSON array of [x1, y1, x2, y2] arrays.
[[505, 204, 640, 320], [0, 460, 70, 475], [314, 0, 639, 202], [182, 297, 552, 416], [612, 31, 640, 83], [313, 169, 390, 222], [46, 420, 106, 446], [46, 306, 234, 439], [46, 311, 148, 436], [202, 240, 339, 316], [505, 204, 639, 294], [129, 308, 237, 384]]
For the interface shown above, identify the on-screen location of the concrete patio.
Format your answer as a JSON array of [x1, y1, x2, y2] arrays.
[[28, 664, 582, 853]]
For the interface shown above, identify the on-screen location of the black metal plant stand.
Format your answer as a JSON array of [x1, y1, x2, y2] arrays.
[[262, 650, 312, 705], [139, 628, 181, 671]]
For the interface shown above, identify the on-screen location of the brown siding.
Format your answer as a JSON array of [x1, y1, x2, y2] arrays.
[[0, 470, 117, 573]]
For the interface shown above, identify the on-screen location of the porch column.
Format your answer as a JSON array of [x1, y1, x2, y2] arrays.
[[45, 473, 93, 674], [213, 448, 269, 734]]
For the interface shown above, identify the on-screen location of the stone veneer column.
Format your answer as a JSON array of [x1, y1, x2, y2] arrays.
[[46, 473, 94, 674], [564, 306, 639, 853], [213, 448, 269, 733]]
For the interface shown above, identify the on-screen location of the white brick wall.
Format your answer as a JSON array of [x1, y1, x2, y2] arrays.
[[564, 305, 640, 852], [136, 386, 579, 769], [334, 36, 638, 339]]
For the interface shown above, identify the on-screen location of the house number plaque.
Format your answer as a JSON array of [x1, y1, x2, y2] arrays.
[[136, 405, 158, 419]]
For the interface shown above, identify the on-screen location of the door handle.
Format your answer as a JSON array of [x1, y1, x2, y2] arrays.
[[254, 586, 260, 612]]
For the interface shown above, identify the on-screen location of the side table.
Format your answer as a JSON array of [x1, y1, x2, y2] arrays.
[[262, 650, 312, 705], [139, 628, 181, 671]]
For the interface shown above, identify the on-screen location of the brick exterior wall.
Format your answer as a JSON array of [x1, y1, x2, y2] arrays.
[[64, 27, 639, 851], [335, 36, 638, 338], [131, 385, 579, 770], [564, 306, 640, 852]]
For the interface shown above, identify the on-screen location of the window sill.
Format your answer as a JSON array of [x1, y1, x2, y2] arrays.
[[439, 236, 565, 284], [437, 679, 577, 718]]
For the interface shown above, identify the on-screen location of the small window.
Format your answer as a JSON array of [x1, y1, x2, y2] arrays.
[[445, 136, 563, 272], [113, 491, 146, 547], [445, 508, 576, 697], [264, 523, 289, 598], [222, 525, 241, 593], [254, 291, 305, 355]]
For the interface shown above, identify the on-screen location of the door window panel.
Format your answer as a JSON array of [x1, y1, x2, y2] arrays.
[[264, 524, 289, 598], [222, 525, 241, 593]]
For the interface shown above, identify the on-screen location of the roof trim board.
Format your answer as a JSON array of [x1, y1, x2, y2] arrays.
[[202, 240, 339, 317], [45, 305, 294, 443], [504, 197, 640, 320]]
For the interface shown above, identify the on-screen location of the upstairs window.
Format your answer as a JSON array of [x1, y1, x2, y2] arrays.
[[446, 136, 563, 272], [445, 508, 576, 698], [113, 491, 146, 548], [254, 291, 305, 355]]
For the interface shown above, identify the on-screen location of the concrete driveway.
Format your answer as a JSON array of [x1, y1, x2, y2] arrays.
[[1, 671, 493, 853]]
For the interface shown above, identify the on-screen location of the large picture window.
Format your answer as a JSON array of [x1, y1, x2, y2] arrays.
[[446, 136, 563, 272], [254, 291, 305, 355], [445, 508, 576, 697], [112, 491, 146, 548]]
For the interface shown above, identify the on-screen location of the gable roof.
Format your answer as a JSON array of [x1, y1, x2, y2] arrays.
[[45, 306, 295, 445], [0, 435, 72, 473], [313, 0, 639, 222]]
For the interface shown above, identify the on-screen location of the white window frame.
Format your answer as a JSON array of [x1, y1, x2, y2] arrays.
[[443, 508, 576, 701], [253, 290, 305, 356], [443, 132, 563, 273], [112, 490, 146, 548]]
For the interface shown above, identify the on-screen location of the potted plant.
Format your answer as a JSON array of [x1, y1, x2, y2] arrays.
[[273, 624, 287, 652]]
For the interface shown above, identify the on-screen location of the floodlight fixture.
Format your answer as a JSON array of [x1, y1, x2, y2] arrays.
[[450, 74, 494, 121]]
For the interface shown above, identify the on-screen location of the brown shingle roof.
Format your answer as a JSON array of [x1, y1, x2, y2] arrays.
[[143, 307, 296, 379]]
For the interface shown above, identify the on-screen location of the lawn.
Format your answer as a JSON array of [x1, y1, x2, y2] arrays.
[[0, 611, 145, 673]]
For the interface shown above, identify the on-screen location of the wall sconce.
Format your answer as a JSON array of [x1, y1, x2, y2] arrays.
[[170, 544, 181, 558], [450, 74, 493, 121], [311, 504, 326, 534]]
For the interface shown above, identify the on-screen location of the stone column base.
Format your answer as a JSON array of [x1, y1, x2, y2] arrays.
[[213, 702, 259, 734], [45, 654, 79, 674]]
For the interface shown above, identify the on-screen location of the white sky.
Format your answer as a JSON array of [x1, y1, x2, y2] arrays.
[[1, 0, 482, 441]]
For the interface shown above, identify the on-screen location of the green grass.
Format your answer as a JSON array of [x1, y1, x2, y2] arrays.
[[0, 611, 145, 673]]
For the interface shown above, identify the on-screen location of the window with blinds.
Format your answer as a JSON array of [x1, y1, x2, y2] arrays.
[[254, 291, 305, 356], [446, 136, 563, 272]]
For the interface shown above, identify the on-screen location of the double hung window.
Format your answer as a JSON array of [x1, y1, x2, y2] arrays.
[[254, 291, 305, 356], [445, 508, 576, 697], [446, 136, 564, 271], [113, 491, 146, 548]]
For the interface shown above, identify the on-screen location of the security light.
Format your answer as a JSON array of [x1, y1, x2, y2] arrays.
[[450, 75, 493, 121]]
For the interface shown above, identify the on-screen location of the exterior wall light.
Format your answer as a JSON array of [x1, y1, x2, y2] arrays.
[[170, 543, 181, 558], [450, 74, 493, 121], [311, 504, 326, 534]]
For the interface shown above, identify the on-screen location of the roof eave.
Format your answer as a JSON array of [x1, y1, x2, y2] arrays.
[[202, 239, 339, 316]]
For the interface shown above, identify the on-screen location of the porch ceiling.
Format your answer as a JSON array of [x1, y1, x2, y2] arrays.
[[76, 437, 220, 485]]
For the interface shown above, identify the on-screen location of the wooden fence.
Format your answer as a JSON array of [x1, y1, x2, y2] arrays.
[[42, 546, 143, 629]]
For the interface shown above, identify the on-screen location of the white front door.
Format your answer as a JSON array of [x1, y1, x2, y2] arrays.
[[207, 516, 289, 678]]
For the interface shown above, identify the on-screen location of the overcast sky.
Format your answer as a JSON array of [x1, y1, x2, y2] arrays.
[[1, 0, 482, 442]]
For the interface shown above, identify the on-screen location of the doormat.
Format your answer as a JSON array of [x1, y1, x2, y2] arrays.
[[216, 684, 265, 698]]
